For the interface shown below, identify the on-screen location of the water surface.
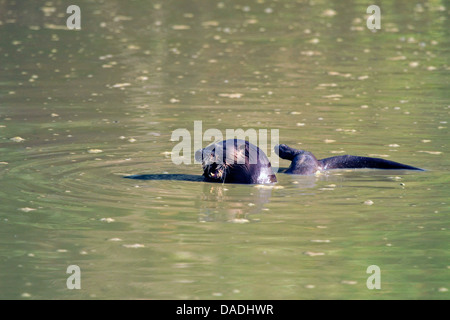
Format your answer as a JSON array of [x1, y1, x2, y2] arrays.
[[0, 0, 449, 299]]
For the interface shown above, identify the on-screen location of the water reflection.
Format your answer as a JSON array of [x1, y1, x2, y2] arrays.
[[198, 183, 272, 222]]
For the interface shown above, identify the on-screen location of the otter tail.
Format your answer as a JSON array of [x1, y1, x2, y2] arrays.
[[319, 155, 424, 171], [274, 144, 303, 160]]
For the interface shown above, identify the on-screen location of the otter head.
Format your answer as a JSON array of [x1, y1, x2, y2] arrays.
[[195, 139, 277, 184]]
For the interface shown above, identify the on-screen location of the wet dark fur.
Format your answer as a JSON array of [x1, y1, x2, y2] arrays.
[[275, 144, 423, 175], [195, 139, 277, 184]]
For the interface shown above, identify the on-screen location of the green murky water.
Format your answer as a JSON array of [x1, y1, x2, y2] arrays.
[[0, 0, 449, 299]]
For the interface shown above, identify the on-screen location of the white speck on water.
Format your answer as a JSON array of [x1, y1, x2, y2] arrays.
[[218, 93, 243, 98], [108, 238, 122, 242], [19, 207, 36, 212], [123, 244, 145, 249], [10, 136, 25, 142], [88, 149, 103, 154], [418, 151, 442, 155], [364, 200, 374, 205], [303, 251, 325, 256], [112, 83, 131, 88], [438, 288, 448, 292], [228, 218, 250, 224], [172, 25, 191, 30], [21, 293, 31, 298], [341, 280, 357, 285], [322, 9, 337, 17], [100, 218, 115, 223]]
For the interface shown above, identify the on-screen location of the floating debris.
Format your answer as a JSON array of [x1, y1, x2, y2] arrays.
[[418, 151, 442, 155], [108, 238, 123, 242], [303, 251, 325, 256], [44, 24, 67, 30], [123, 244, 145, 249], [364, 200, 374, 206], [318, 83, 337, 87], [388, 56, 406, 61], [228, 218, 250, 224], [172, 25, 191, 30], [323, 94, 343, 99], [328, 71, 352, 77], [88, 149, 103, 154], [310, 240, 331, 243], [341, 280, 358, 285], [112, 83, 131, 88], [202, 21, 219, 27], [218, 93, 243, 99], [100, 217, 115, 223], [19, 207, 36, 213], [322, 9, 337, 17], [10, 137, 25, 142]]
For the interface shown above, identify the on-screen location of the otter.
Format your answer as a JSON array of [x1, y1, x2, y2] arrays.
[[126, 140, 423, 184], [195, 139, 277, 184], [275, 144, 424, 175]]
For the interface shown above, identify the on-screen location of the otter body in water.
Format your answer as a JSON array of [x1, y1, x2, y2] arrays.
[[275, 144, 424, 175], [195, 139, 277, 184], [127, 140, 423, 184]]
